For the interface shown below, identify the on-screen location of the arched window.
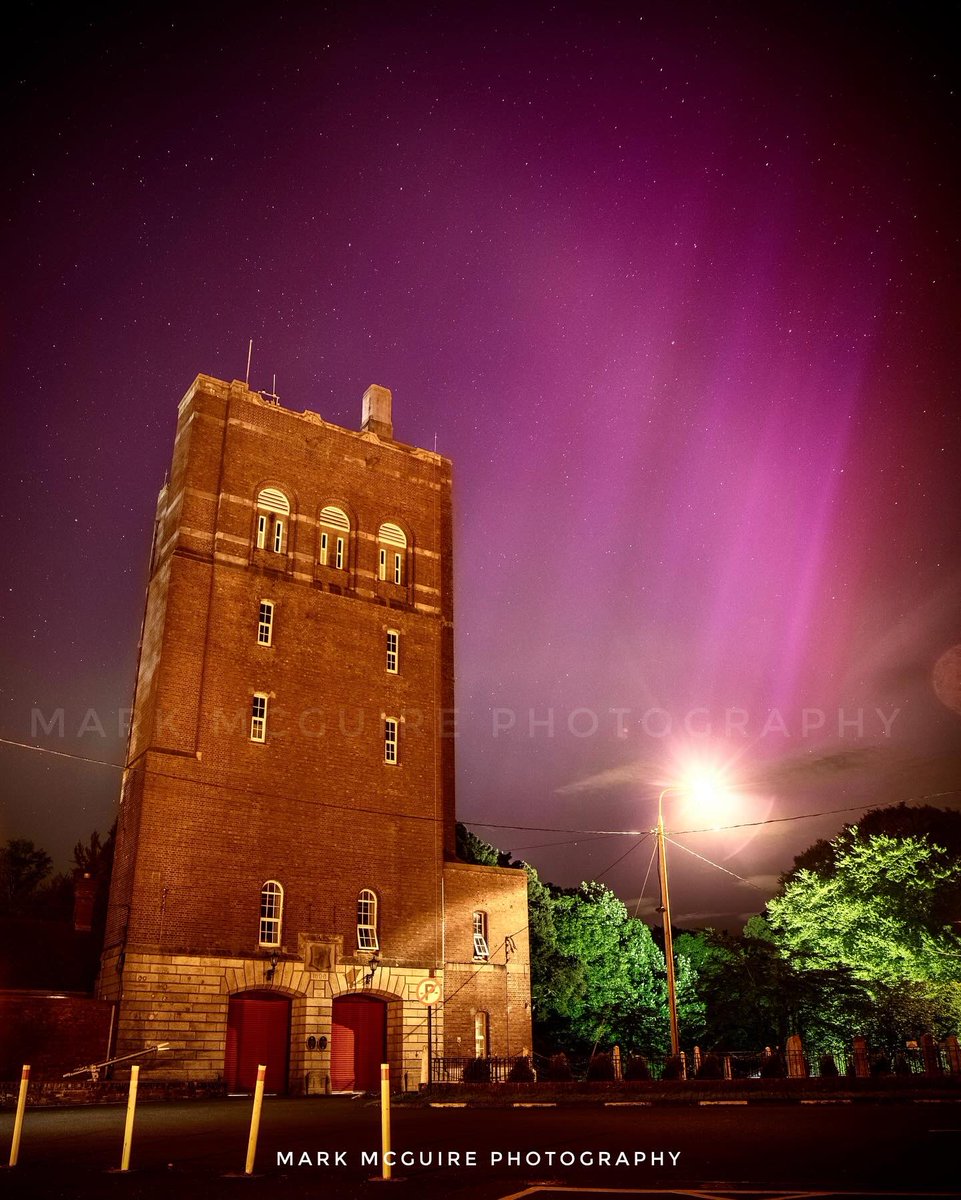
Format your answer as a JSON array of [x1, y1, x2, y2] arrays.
[[250, 692, 269, 742], [319, 505, 350, 569], [472, 910, 489, 960], [474, 1011, 490, 1058], [259, 880, 283, 946], [377, 522, 407, 585], [384, 717, 399, 764], [255, 487, 290, 554], [357, 889, 379, 951]]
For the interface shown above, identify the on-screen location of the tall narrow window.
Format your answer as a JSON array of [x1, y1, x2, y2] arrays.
[[473, 911, 490, 961], [357, 889, 379, 951], [386, 629, 399, 674], [259, 880, 283, 946], [255, 487, 290, 554], [258, 601, 274, 646], [319, 506, 350, 570], [384, 717, 398, 764], [377, 522, 407, 584], [474, 1011, 490, 1058], [251, 693, 268, 742]]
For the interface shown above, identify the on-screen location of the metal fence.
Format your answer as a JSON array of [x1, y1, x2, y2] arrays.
[[433, 1043, 953, 1084], [431, 1056, 533, 1084]]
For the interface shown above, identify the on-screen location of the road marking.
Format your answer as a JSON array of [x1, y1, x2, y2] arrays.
[[604, 1101, 653, 1106], [428, 1102, 466, 1107], [513, 1102, 557, 1107], [698, 1099, 748, 1105], [800, 1099, 852, 1104]]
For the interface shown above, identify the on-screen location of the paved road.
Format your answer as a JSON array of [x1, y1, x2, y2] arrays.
[[0, 1096, 957, 1198]]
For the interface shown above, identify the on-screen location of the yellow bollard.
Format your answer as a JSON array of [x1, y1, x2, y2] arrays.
[[7, 1065, 30, 1167], [244, 1065, 267, 1176], [380, 1062, 391, 1180], [119, 1064, 140, 1171]]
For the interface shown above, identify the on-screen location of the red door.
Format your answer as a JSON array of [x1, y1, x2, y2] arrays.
[[330, 996, 386, 1091], [224, 991, 290, 1093]]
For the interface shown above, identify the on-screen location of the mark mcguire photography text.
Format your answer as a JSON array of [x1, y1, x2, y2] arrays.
[[276, 1148, 681, 1168]]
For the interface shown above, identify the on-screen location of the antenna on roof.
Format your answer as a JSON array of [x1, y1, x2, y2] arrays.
[[245, 339, 253, 387]]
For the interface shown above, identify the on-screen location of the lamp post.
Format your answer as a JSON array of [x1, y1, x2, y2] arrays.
[[655, 787, 680, 1058]]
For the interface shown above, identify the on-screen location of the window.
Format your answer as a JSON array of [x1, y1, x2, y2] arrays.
[[258, 601, 274, 646], [319, 506, 350, 569], [386, 629, 399, 674], [260, 881, 283, 946], [357, 889, 379, 951], [255, 487, 290, 554], [377, 522, 407, 584], [250, 693, 268, 742], [474, 1011, 490, 1059], [473, 911, 489, 961], [384, 718, 398, 764]]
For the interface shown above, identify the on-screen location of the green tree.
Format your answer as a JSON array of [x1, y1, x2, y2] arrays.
[[767, 832, 961, 984], [0, 839, 53, 915]]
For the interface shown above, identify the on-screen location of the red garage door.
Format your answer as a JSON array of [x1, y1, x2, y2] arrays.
[[224, 991, 290, 1093], [330, 996, 386, 1091]]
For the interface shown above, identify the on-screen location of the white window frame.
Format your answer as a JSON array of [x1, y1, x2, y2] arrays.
[[257, 513, 268, 550], [272, 518, 285, 554], [259, 880, 283, 947], [357, 888, 379, 951], [251, 693, 268, 742], [393, 551, 403, 585], [474, 1011, 490, 1059], [386, 629, 399, 674], [320, 531, 328, 565], [384, 717, 398, 764], [258, 601, 274, 646], [378, 547, 387, 581], [335, 536, 345, 570], [473, 910, 490, 961]]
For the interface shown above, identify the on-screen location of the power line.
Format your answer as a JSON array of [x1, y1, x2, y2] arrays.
[[0, 737, 123, 770]]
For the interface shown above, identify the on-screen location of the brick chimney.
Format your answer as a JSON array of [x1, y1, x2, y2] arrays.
[[361, 385, 393, 439], [73, 871, 96, 933]]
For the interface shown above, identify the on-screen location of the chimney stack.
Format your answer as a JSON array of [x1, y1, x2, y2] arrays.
[[361, 384, 393, 439]]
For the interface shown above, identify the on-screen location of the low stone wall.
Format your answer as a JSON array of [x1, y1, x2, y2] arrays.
[[0, 992, 114, 1080]]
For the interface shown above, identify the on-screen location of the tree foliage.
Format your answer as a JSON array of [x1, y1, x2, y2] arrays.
[[767, 832, 961, 984]]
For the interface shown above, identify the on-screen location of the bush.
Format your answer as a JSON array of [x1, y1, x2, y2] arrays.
[[695, 1053, 724, 1079], [759, 1052, 786, 1078], [586, 1052, 615, 1081], [623, 1054, 651, 1081], [545, 1053, 573, 1082], [661, 1055, 685, 1080], [818, 1052, 839, 1077], [507, 1056, 535, 1083], [893, 1051, 913, 1076], [870, 1053, 891, 1076], [462, 1058, 491, 1083]]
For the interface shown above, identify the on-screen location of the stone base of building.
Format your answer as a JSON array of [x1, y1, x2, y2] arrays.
[[98, 946, 447, 1092]]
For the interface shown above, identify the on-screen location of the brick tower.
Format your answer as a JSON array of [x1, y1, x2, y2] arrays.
[[99, 375, 531, 1091]]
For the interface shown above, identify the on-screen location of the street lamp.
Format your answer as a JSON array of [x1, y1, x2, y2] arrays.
[[655, 786, 681, 1058], [655, 774, 725, 1059]]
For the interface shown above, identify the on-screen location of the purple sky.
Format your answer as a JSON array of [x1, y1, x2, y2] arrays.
[[3, 3, 960, 927]]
